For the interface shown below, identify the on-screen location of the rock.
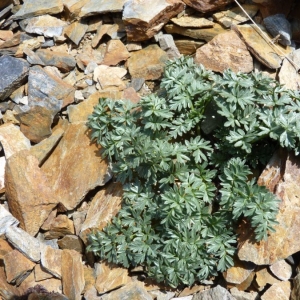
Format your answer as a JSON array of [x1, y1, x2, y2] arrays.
[[192, 285, 235, 299], [0, 123, 31, 158], [4, 249, 35, 285], [16, 105, 54, 143], [126, 41, 142, 51], [40, 244, 62, 278], [179, 285, 207, 297], [213, 4, 259, 28], [123, 0, 185, 41], [0, 205, 19, 235], [230, 287, 258, 300], [5, 150, 58, 236], [171, 16, 214, 28], [41, 209, 57, 231], [102, 39, 130, 66], [64, 20, 88, 46], [57, 235, 84, 253], [233, 24, 292, 69], [0, 56, 29, 101], [261, 281, 291, 300], [27, 49, 76, 72], [123, 87, 141, 103], [5, 226, 41, 262], [34, 264, 53, 281], [41, 122, 112, 211], [174, 39, 205, 55], [164, 23, 227, 42], [0, 157, 4, 192], [95, 262, 131, 294], [264, 14, 291, 46], [61, 249, 85, 300], [101, 281, 152, 300], [255, 267, 281, 289], [24, 15, 67, 38], [44, 214, 75, 239], [92, 24, 119, 48], [80, 0, 126, 17], [158, 34, 181, 59], [84, 286, 101, 300], [14, 0, 64, 19], [269, 260, 292, 281], [80, 182, 122, 243], [127, 44, 168, 80], [0, 30, 13, 41], [182, 0, 234, 13], [94, 65, 127, 90], [64, 0, 89, 20], [194, 30, 253, 73], [0, 238, 13, 260], [278, 49, 300, 90], [0, 265, 19, 299], [28, 65, 75, 111], [252, 0, 293, 18]]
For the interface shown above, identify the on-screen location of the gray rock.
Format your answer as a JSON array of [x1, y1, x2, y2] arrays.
[[0, 56, 29, 101], [192, 285, 235, 300], [264, 14, 292, 46], [230, 287, 258, 300], [130, 78, 145, 91], [158, 34, 181, 59], [80, 0, 126, 18], [0, 205, 19, 235]]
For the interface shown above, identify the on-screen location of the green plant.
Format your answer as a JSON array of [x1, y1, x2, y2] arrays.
[[86, 56, 300, 287]]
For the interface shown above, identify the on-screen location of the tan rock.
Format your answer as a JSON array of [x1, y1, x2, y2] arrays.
[[64, 20, 88, 46], [195, 30, 253, 73], [64, 0, 89, 20], [5, 150, 58, 236], [179, 285, 206, 297], [41, 209, 57, 231], [233, 24, 292, 69], [0, 30, 13, 41], [123, 87, 140, 104], [34, 278, 63, 294], [126, 42, 142, 52], [213, 4, 259, 28], [256, 267, 281, 289], [76, 44, 104, 70], [0, 157, 4, 193], [95, 261, 131, 294], [15, 38, 41, 58], [230, 288, 258, 300], [182, 0, 233, 13], [174, 39, 204, 55], [80, 0, 126, 18], [127, 44, 168, 80], [44, 215, 75, 239], [123, 0, 185, 41], [34, 264, 53, 281], [91, 24, 118, 48], [102, 40, 130, 66], [0, 238, 13, 260], [2, 110, 20, 125], [57, 235, 84, 253], [164, 23, 228, 42], [41, 122, 112, 211], [83, 265, 96, 293], [0, 123, 31, 159], [261, 281, 291, 300], [61, 249, 85, 300], [171, 16, 214, 28], [84, 286, 102, 300], [0, 265, 20, 299], [270, 260, 292, 281], [80, 182, 123, 243], [40, 245, 62, 278], [4, 249, 36, 285]]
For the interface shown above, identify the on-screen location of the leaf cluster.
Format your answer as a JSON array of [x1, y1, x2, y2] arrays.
[[85, 56, 295, 287]]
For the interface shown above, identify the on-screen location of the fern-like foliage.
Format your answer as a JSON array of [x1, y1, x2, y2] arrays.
[[85, 56, 298, 288]]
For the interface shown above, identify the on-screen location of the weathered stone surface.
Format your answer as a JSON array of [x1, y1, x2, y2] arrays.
[[0, 30, 13, 41], [174, 39, 205, 55], [95, 262, 131, 294], [80, 182, 122, 243], [0, 157, 4, 193], [14, 0, 64, 19], [80, 0, 126, 17], [165, 23, 227, 42], [102, 39, 130, 66], [61, 249, 85, 300], [101, 281, 152, 300], [0, 265, 19, 299], [84, 286, 102, 300], [127, 44, 168, 80], [24, 15, 67, 38], [64, 20, 88, 46], [0, 123, 31, 159], [57, 235, 84, 253], [270, 260, 292, 281], [213, 5, 259, 28], [256, 267, 281, 289], [171, 16, 214, 28], [92, 23, 120, 48], [279, 49, 300, 91], [158, 34, 181, 59], [34, 264, 53, 281], [195, 30, 253, 73], [44, 215, 75, 239], [123, 0, 185, 41], [0, 56, 29, 101], [5, 150, 58, 236], [64, 0, 89, 20], [178, 285, 206, 297], [0, 205, 19, 235], [234, 24, 292, 69], [230, 288, 258, 300], [4, 249, 35, 285], [192, 285, 235, 299], [28, 66, 75, 112], [5, 226, 41, 262], [182, 0, 233, 13], [27, 49, 76, 72], [261, 281, 291, 300], [41, 122, 111, 210], [0, 239, 13, 260], [40, 244, 62, 278]]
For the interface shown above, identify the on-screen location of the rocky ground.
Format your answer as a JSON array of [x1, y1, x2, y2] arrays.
[[0, 0, 300, 299]]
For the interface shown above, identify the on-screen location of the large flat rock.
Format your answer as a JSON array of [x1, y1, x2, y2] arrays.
[[80, 0, 126, 18]]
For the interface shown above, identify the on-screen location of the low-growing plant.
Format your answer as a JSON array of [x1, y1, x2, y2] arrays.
[[86, 56, 300, 287]]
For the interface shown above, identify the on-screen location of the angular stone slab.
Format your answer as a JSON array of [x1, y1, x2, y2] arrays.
[[192, 285, 235, 299], [261, 281, 291, 300], [270, 259, 292, 281], [0, 56, 29, 101], [80, 0, 126, 18], [182, 0, 234, 13], [0, 205, 19, 235], [102, 40, 130, 66], [41, 122, 112, 211], [64, 20, 88, 46], [171, 16, 214, 28], [13, 0, 64, 20], [40, 244, 62, 278], [123, 0, 185, 41], [195, 30, 253, 73], [5, 150, 58, 236], [234, 24, 292, 69]]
